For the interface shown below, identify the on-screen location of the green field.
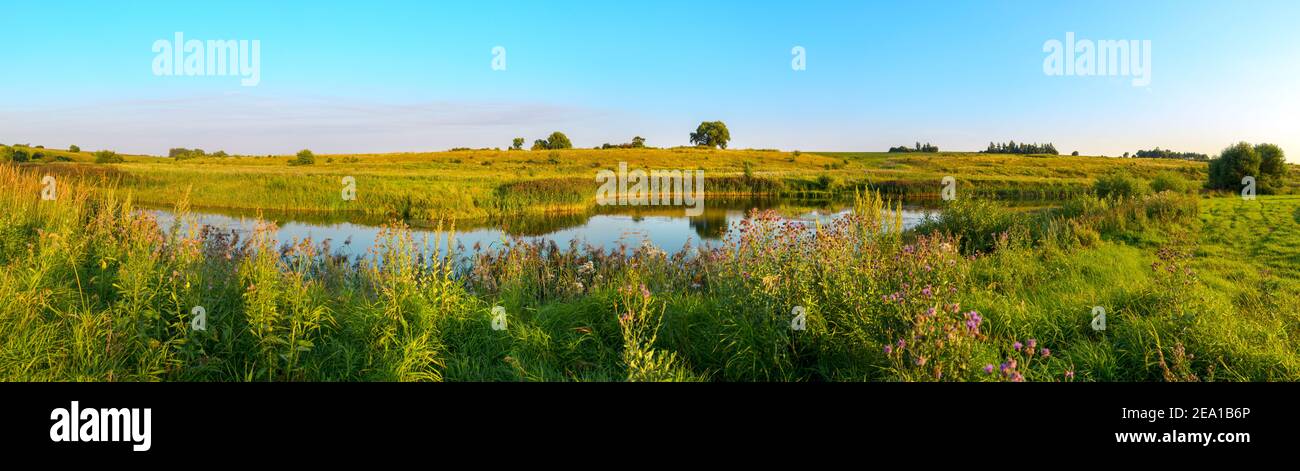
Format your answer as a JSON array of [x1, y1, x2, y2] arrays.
[[14, 146, 1226, 223], [2, 149, 1298, 382]]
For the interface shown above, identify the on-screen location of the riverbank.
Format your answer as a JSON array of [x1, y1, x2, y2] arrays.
[[17, 147, 1214, 223]]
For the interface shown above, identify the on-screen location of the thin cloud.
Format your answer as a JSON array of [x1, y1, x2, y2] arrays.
[[0, 93, 613, 155]]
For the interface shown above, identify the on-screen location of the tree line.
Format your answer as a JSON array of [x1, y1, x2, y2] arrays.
[[1132, 147, 1209, 161], [983, 141, 1059, 155], [888, 142, 939, 153]]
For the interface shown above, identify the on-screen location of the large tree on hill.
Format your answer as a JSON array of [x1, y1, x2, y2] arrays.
[[690, 121, 730, 149]]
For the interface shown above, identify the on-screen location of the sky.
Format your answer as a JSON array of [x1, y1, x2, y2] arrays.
[[1, 0, 1297, 160]]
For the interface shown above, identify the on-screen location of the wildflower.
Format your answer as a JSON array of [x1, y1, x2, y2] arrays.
[[915, 356, 927, 366], [926, 307, 936, 317], [1040, 348, 1051, 358], [1065, 370, 1075, 380], [921, 285, 932, 297], [1010, 372, 1025, 382], [897, 339, 906, 350], [1012, 341, 1023, 352], [884, 345, 893, 355], [1027, 339, 1037, 349], [964, 311, 982, 333]]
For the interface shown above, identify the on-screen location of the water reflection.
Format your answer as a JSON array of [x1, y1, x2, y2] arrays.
[[146, 198, 936, 261]]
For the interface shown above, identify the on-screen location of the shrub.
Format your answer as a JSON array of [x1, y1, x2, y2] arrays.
[[169, 148, 207, 159], [291, 149, 316, 166], [1093, 170, 1149, 199], [93, 150, 124, 163], [69, 145, 80, 153], [1149, 171, 1189, 194], [915, 198, 1026, 254]]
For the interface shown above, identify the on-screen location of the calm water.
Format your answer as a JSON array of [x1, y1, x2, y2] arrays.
[[147, 199, 936, 260]]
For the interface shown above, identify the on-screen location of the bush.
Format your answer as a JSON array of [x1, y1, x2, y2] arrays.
[[93, 150, 124, 164], [1149, 171, 1189, 194], [69, 145, 80, 153], [1093, 170, 1149, 199], [291, 149, 316, 166], [169, 147, 207, 160], [10, 147, 30, 163], [915, 198, 1026, 254], [1207, 142, 1286, 194], [530, 132, 573, 150]]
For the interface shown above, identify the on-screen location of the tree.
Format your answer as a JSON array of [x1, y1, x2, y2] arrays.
[[292, 149, 316, 165], [1071, 151, 1080, 156], [1207, 142, 1285, 194], [690, 121, 731, 149], [93, 150, 124, 164], [631, 136, 646, 148], [545, 132, 572, 149], [69, 145, 80, 153], [1257, 143, 1287, 193], [530, 132, 573, 150], [511, 138, 525, 150]]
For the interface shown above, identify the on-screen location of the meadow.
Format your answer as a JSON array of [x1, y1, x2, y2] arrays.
[[1, 147, 1297, 382], [10, 145, 1228, 224]]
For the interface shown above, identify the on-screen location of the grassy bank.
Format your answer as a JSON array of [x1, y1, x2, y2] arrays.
[[11, 147, 1220, 223], [3, 162, 1297, 381]]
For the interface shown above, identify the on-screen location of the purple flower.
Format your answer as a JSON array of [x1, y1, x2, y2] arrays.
[[884, 345, 893, 355], [984, 364, 995, 374], [897, 339, 906, 350], [1012, 341, 1023, 351], [922, 285, 933, 297], [964, 311, 982, 332], [926, 307, 936, 317], [1040, 348, 1051, 358], [1027, 339, 1037, 349], [1065, 370, 1075, 380]]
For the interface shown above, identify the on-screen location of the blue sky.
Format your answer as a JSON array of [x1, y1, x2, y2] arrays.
[[1, 0, 1297, 159]]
